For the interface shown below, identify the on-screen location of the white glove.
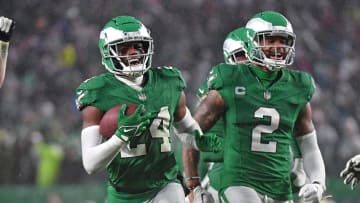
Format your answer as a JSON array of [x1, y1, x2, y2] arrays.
[[190, 186, 215, 203], [340, 154, 360, 190], [291, 158, 307, 188], [299, 183, 324, 203]]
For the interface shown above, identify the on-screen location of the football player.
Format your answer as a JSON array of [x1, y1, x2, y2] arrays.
[[0, 16, 15, 88], [184, 11, 326, 203], [75, 16, 222, 203], [185, 27, 250, 203]]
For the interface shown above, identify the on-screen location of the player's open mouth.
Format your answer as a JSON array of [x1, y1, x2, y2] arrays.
[[128, 58, 142, 66]]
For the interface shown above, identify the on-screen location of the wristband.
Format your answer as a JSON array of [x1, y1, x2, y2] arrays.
[[186, 176, 201, 190], [186, 176, 200, 181]]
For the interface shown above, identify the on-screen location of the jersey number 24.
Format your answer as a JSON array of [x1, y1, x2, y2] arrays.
[[120, 106, 172, 158]]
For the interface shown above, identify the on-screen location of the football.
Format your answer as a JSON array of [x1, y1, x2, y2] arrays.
[[99, 104, 138, 138]]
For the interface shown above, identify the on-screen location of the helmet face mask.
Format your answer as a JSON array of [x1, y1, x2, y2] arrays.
[[223, 38, 248, 65], [108, 40, 151, 78], [245, 11, 296, 70], [223, 27, 254, 65], [99, 16, 154, 78], [226, 49, 247, 65]]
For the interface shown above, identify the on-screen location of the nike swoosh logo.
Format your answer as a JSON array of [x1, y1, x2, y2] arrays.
[[123, 128, 134, 133]]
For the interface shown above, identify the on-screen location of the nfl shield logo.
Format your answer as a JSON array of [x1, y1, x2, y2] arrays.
[[264, 91, 271, 100], [138, 93, 147, 101]]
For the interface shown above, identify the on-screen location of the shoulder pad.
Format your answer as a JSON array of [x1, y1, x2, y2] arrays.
[[77, 73, 110, 91], [197, 80, 209, 98], [75, 73, 111, 111], [153, 66, 182, 77], [288, 69, 316, 101], [290, 69, 314, 86]]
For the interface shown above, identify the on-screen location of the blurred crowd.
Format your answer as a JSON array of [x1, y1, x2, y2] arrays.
[[0, 0, 360, 186]]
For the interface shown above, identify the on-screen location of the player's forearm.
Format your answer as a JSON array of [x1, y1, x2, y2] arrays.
[[81, 125, 125, 174], [0, 41, 9, 87], [182, 147, 201, 188], [194, 90, 225, 132], [296, 131, 326, 188]]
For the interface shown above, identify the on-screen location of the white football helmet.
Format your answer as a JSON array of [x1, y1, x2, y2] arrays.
[[245, 11, 296, 70], [223, 27, 251, 65], [98, 16, 154, 78]]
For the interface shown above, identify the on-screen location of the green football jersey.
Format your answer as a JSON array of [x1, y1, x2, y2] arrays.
[[290, 135, 302, 159], [208, 64, 315, 201], [76, 67, 186, 202], [208, 162, 224, 191], [200, 67, 302, 161]]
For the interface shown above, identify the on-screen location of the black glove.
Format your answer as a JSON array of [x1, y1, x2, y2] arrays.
[[340, 154, 360, 190], [0, 17, 16, 42]]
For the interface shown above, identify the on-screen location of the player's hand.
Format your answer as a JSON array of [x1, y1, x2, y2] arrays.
[[115, 104, 152, 142], [0, 16, 15, 42], [299, 183, 324, 203], [340, 154, 360, 190], [290, 158, 306, 192], [194, 130, 223, 153], [187, 186, 215, 203]]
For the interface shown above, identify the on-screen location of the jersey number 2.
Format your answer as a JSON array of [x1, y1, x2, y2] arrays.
[[251, 107, 279, 153]]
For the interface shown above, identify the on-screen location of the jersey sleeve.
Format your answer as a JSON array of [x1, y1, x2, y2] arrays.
[[196, 81, 208, 99], [177, 70, 187, 90], [207, 65, 225, 91], [308, 75, 316, 100], [301, 71, 316, 102], [197, 65, 224, 104], [155, 66, 186, 90], [75, 75, 106, 111]]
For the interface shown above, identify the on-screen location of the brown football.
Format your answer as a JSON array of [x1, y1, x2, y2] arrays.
[[99, 104, 138, 138]]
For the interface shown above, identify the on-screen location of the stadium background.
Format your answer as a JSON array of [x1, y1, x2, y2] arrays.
[[1, 0, 360, 202]]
